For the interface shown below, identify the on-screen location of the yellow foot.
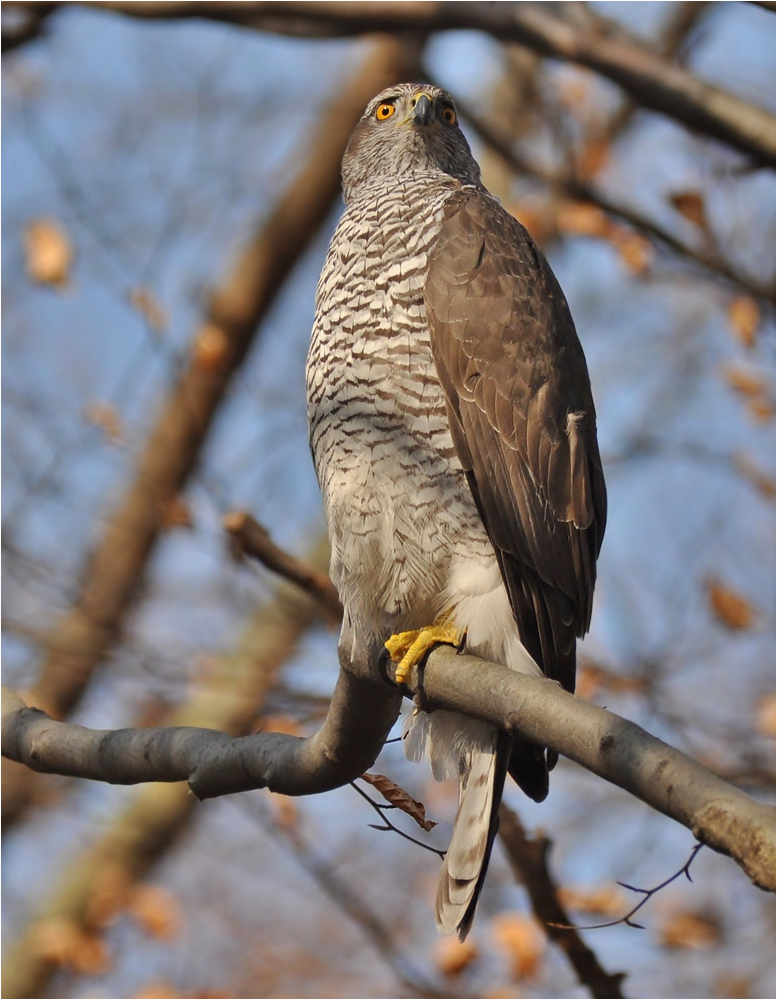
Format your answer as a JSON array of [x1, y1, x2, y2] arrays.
[[385, 623, 465, 685]]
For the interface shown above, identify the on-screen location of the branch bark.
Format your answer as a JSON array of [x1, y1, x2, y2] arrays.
[[498, 804, 626, 1000], [4, 645, 773, 894], [224, 511, 343, 623], [74, 0, 776, 166]]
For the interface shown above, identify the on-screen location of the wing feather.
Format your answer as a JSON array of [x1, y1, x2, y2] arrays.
[[425, 189, 606, 691]]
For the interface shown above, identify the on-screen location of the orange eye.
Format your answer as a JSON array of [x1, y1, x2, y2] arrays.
[[442, 107, 457, 126], [375, 103, 396, 121]]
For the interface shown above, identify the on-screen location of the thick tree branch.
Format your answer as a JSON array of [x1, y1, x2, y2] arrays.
[[498, 804, 626, 1000], [4, 646, 773, 893], [74, 1, 776, 166]]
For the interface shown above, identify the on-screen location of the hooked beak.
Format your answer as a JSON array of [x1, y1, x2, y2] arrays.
[[410, 93, 433, 126]]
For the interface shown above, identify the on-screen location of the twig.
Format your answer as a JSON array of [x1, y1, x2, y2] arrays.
[[550, 843, 704, 931], [452, 93, 775, 305], [224, 510, 343, 623], [351, 778, 445, 858]]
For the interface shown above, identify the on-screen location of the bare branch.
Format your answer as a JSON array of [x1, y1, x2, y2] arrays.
[[453, 94, 775, 304], [498, 804, 626, 999], [1, 1, 58, 52], [72, 1, 776, 165], [0, 546, 325, 1000], [225, 511, 343, 623], [1, 36, 415, 827], [552, 844, 703, 932], [4, 644, 774, 892]]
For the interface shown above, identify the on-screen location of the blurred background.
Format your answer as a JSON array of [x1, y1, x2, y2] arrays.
[[2, 3, 774, 998]]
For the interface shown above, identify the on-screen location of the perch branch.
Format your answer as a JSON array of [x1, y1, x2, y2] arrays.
[[4, 645, 773, 892]]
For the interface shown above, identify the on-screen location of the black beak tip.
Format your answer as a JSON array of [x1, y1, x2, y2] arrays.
[[412, 94, 433, 126]]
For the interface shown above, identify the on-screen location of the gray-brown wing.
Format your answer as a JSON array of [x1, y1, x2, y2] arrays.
[[425, 188, 606, 693]]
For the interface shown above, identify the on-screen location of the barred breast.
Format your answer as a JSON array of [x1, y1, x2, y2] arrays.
[[306, 175, 494, 647]]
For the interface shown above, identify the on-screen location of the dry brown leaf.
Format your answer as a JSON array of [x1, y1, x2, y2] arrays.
[[659, 910, 719, 949], [755, 693, 776, 738], [84, 862, 133, 928], [747, 398, 775, 422], [129, 287, 168, 334], [127, 884, 181, 941], [557, 202, 609, 238], [491, 913, 545, 980], [716, 973, 752, 999], [733, 453, 775, 498], [361, 772, 437, 831], [258, 714, 303, 736], [669, 191, 708, 230], [707, 578, 756, 630], [611, 229, 652, 274], [192, 323, 230, 372], [728, 296, 760, 349], [576, 662, 645, 700], [557, 884, 625, 917], [84, 402, 123, 443], [556, 74, 590, 110], [161, 495, 193, 530], [23, 217, 73, 290], [723, 365, 767, 399], [269, 790, 299, 830], [577, 137, 611, 179], [30, 918, 112, 974], [508, 201, 555, 246], [434, 935, 479, 977], [135, 982, 181, 999]]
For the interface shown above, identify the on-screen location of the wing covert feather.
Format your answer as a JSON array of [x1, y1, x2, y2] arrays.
[[425, 189, 606, 688]]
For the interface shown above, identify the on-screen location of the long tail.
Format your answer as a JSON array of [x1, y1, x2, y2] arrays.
[[435, 730, 511, 940]]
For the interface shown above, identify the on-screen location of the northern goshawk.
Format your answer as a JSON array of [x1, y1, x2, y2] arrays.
[[307, 84, 606, 939]]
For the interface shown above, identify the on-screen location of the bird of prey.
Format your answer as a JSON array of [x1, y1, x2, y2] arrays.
[[307, 84, 606, 939]]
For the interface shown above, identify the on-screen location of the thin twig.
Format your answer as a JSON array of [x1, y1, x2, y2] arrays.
[[550, 843, 704, 931], [351, 779, 446, 858], [224, 510, 343, 622], [451, 93, 775, 305]]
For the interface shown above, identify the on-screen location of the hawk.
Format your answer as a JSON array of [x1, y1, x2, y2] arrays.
[[307, 84, 606, 939]]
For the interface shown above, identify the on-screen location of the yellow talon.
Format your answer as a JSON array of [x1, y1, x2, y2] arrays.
[[385, 623, 465, 685]]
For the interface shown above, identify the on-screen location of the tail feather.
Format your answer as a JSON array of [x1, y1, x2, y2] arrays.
[[435, 730, 510, 939]]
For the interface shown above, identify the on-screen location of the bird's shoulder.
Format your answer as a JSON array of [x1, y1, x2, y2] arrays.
[[424, 184, 606, 612]]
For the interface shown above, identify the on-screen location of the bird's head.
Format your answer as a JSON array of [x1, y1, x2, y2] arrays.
[[342, 83, 481, 202]]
